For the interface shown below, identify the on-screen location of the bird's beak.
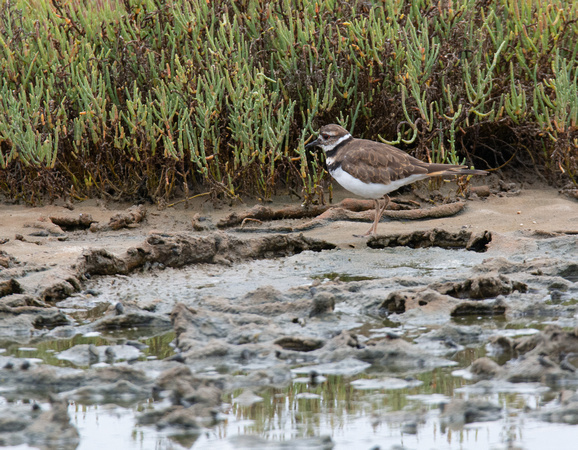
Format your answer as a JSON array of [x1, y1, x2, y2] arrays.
[[305, 137, 319, 149]]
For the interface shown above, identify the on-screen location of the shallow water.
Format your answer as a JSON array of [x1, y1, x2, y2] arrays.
[[1, 323, 569, 450], [0, 332, 175, 368], [57, 343, 575, 450]]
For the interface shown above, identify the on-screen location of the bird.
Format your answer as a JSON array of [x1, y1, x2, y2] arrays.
[[305, 124, 487, 236]]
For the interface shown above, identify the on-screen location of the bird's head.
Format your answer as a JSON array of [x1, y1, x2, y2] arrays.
[[305, 124, 352, 152]]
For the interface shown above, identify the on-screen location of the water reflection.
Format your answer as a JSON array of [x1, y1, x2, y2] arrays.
[[206, 360, 568, 450], [0, 331, 175, 368], [2, 331, 572, 450]]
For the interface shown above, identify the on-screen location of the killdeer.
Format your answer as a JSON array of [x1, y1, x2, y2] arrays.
[[306, 124, 487, 236]]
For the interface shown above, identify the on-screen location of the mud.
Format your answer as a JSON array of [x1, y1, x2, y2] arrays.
[[0, 396, 79, 449], [0, 182, 577, 449], [367, 228, 492, 251]]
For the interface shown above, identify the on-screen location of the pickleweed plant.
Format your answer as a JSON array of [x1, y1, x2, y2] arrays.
[[1, 0, 577, 203]]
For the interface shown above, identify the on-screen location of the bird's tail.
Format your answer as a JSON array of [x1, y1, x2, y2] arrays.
[[427, 165, 487, 177]]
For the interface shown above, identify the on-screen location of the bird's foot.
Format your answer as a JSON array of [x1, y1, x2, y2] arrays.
[[353, 229, 376, 238]]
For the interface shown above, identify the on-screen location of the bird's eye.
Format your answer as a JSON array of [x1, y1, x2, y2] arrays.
[[321, 133, 329, 139]]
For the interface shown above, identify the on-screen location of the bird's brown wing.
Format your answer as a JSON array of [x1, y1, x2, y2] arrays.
[[338, 139, 485, 183], [338, 139, 431, 184]]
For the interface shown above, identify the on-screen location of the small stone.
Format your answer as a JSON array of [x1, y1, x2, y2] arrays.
[[561, 360, 576, 373], [538, 354, 556, 368], [104, 347, 116, 364], [469, 185, 490, 197], [274, 336, 324, 352], [309, 292, 335, 317], [402, 421, 418, 434], [470, 357, 501, 378], [88, 344, 100, 365], [29, 230, 49, 237]]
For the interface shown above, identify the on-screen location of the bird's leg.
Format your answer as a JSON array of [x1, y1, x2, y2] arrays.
[[355, 195, 390, 237], [372, 195, 390, 234], [378, 194, 390, 218]]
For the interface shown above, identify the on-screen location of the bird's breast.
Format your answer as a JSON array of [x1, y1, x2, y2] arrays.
[[329, 166, 391, 198], [328, 166, 429, 199]]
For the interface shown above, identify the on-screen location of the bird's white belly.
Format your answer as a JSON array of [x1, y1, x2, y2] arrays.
[[330, 167, 427, 199]]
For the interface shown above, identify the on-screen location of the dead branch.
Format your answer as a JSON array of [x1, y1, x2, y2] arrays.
[[217, 198, 414, 229], [230, 200, 466, 233]]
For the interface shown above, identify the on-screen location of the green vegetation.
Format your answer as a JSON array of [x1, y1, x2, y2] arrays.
[[1, 0, 577, 204]]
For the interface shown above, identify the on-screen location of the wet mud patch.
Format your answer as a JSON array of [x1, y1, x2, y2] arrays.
[[79, 232, 336, 277], [0, 397, 80, 449], [367, 228, 492, 252], [310, 272, 378, 282], [1, 212, 578, 448], [72, 230, 576, 448], [431, 274, 528, 299], [0, 232, 335, 343]]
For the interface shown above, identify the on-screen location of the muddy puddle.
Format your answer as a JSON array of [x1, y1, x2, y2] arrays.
[[1, 223, 578, 449]]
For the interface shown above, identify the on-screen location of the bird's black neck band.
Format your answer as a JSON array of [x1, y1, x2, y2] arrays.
[[325, 136, 353, 158]]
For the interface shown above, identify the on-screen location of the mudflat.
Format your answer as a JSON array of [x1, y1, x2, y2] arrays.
[[1, 181, 578, 450], [2, 183, 577, 273]]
